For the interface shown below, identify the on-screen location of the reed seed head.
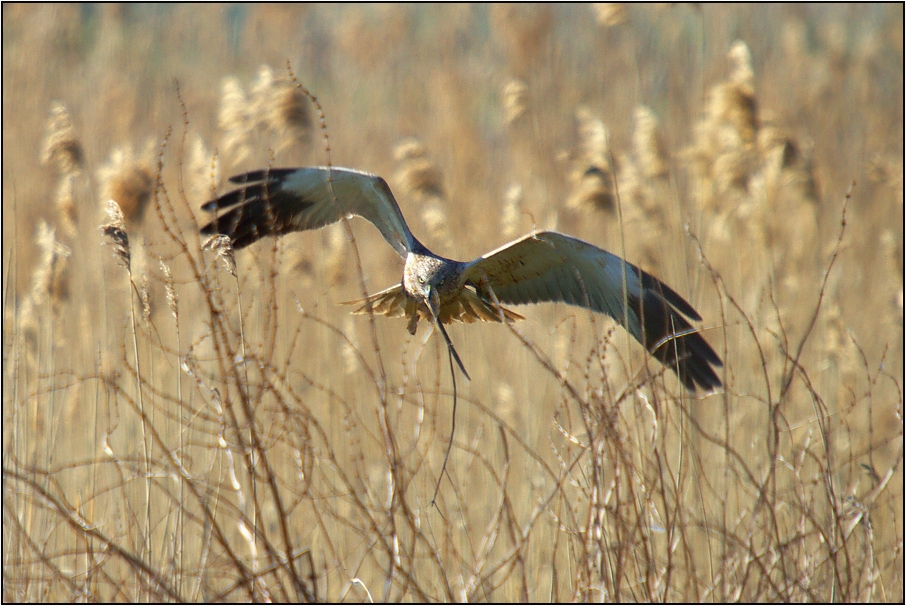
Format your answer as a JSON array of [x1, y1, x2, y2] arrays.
[[160, 260, 178, 320], [568, 108, 616, 213], [99, 200, 131, 269], [633, 106, 669, 180], [501, 78, 528, 125], [393, 138, 445, 200], [592, 3, 628, 27], [98, 143, 156, 226], [728, 40, 755, 89], [41, 102, 84, 176], [219, 65, 311, 164]]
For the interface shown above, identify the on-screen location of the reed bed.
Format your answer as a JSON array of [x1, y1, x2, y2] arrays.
[[3, 5, 902, 602]]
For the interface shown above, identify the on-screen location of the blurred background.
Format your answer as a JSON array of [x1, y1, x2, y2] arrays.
[[3, 4, 903, 602]]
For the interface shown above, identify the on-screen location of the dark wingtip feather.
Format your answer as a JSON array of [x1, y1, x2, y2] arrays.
[[200, 208, 275, 250], [656, 330, 723, 392], [200, 170, 307, 250], [637, 289, 723, 392], [201, 188, 254, 212], [228, 168, 299, 184], [640, 271, 702, 322]]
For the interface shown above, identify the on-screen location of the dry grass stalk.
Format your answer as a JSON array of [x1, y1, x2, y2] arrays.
[[203, 234, 237, 278], [97, 142, 156, 227], [136, 272, 152, 331], [16, 222, 72, 348], [160, 260, 178, 320]]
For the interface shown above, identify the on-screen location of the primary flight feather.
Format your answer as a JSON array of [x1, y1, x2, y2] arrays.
[[200, 166, 722, 391]]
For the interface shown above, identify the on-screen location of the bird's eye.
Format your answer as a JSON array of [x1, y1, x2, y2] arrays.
[[418, 277, 426, 284]]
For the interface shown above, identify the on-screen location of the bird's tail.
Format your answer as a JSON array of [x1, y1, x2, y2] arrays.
[[341, 285, 524, 330]]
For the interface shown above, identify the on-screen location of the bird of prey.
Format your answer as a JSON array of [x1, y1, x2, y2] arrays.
[[200, 167, 722, 391]]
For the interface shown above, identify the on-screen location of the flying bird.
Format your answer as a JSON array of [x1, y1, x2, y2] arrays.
[[200, 167, 722, 391]]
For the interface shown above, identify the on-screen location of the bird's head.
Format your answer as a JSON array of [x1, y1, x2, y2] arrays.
[[403, 253, 457, 309], [406, 269, 431, 301]]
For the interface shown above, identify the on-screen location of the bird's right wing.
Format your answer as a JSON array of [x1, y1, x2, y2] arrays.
[[462, 231, 722, 392], [200, 167, 416, 257]]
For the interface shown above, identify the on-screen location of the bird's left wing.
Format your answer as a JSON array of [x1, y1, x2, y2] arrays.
[[462, 231, 722, 391], [200, 167, 416, 257]]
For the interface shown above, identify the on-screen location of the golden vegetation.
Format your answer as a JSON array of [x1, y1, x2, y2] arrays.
[[219, 65, 312, 167], [97, 142, 157, 227], [3, 5, 903, 602]]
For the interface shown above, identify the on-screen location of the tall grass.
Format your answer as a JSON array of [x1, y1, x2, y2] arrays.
[[4, 5, 902, 602]]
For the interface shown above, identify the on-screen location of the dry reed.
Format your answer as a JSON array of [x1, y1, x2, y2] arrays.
[[3, 6, 901, 603], [97, 143, 156, 227], [219, 65, 311, 166], [567, 107, 617, 213]]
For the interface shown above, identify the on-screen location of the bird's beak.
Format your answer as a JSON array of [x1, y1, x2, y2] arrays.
[[426, 287, 440, 324]]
